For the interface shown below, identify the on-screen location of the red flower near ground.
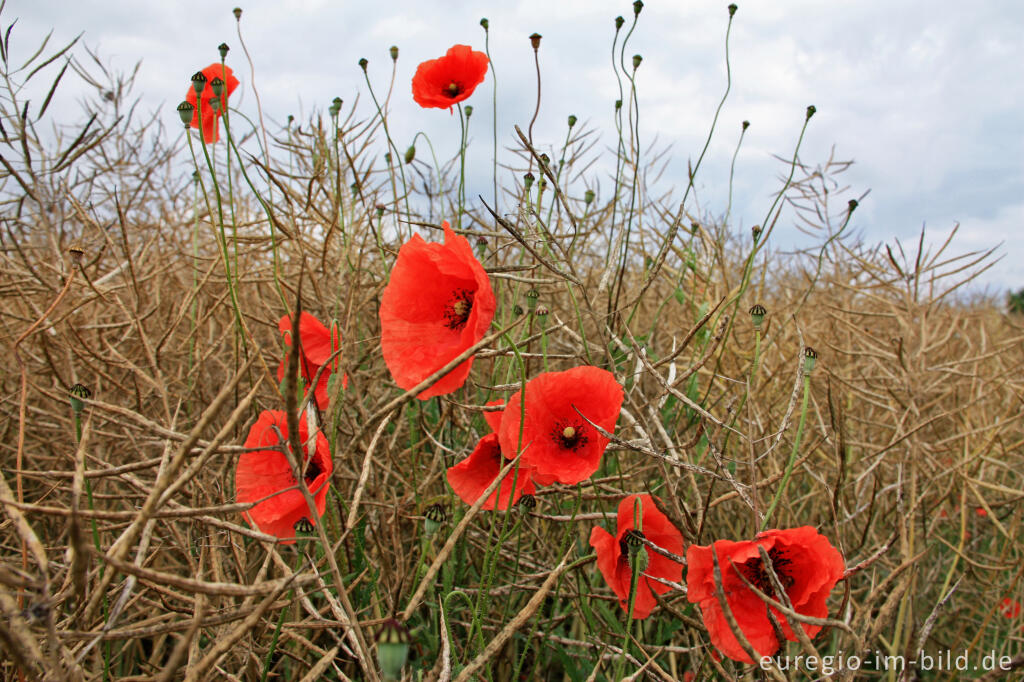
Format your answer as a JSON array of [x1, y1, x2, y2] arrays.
[[379, 221, 496, 399], [589, 494, 684, 619], [498, 366, 623, 485], [235, 410, 333, 543], [447, 434, 536, 510], [412, 44, 489, 110], [186, 63, 239, 143], [686, 526, 845, 664], [999, 598, 1022, 619], [276, 312, 347, 409]]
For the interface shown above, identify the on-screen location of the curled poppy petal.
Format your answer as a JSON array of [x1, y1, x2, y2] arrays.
[[498, 366, 623, 485], [277, 312, 347, 410], [686, 526, 845, 664], [379, 221, 496, 399], [234, 410, 333, 543], [412, 45, 489, 110], [589, 494, 684, 619], [185, 63, 240, 143], [446, 433, 535, 510]]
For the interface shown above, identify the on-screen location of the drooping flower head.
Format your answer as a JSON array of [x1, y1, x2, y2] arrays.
[[686, 526, 845, 664], [589, 494, 684, 619], [498, 366, 623, 485], [379, 221, 496, 399], [412, 44, 488, 110], [277, 312, 347, 410], [185, 63, 239, 143], [447, 433, 536, 510], [235, 410, 333, 543]]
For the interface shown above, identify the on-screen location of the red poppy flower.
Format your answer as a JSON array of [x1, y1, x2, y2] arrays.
[[379, 221, 496, 400], [686, 526, 845, 664], [412, 44, 488, 111], [276, 312, 347, 409], [498, 366, 623, 485], [447, 434, 536, 510], [589, 494, 684, 619], [999, 598, 1022, 619], [185, 63, 239, 143], [235, 410, 333, 543]]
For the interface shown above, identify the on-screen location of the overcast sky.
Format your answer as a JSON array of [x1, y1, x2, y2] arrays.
[[10, 0, 1024, 292]]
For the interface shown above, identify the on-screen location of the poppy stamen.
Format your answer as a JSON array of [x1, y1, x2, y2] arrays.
[[303, 458, 322, 486], [443, 289, 475, 330], [740, 548, 794, 597], [552, 421, 588, 451], [446, 81, 461, 97]]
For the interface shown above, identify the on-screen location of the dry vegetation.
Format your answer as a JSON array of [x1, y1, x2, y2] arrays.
[[1, 5, 1023, 681]]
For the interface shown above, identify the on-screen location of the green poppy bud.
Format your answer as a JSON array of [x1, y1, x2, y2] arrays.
[[464, 104, 473, 117], [584, 189, 595, 205], [632, 54, 643, 70], [513, 304, 524, 316], [751, 224, 762, 242], [404, 144, 416, 164], [568, 114, 577, 128]]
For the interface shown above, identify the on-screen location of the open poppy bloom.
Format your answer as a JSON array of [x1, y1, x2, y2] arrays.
[[589, 494, 684, 619], [379, 221, 496, 399], [447, 433, 536, 510], [277, 312, 347, 410], [186, 63, 239, 143], [999, 598, 1022, 619], [498, 366, 623, 485], [235, 410, 333, 543], [686, 526, 845, 664], [412, 44, 489, 111]]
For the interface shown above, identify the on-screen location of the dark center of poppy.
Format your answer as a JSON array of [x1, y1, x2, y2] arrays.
[[443, 289, 475, 330], [446, 81, 461, 97], [303, 458, 322, 486], [738, 547, 794, 597], [551, 420, 588, 451]]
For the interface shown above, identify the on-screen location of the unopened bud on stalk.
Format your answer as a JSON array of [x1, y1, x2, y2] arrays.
[[218, 42, 230, 59], [376, 619, 411, 681], [190, 71, 207, 95], [523, 172, 535, 191], [404, 144, 416, 164], [751, 225, 762, 242], [803, 346, 818, 373], [389, 45, 399, 61], [584, 189, 595, 205], [568, 114, 577, 128], [632, 54, 643, 70], [529, 32, 542, 50], [464, 104, 473, 117], [749, 304, 766, 330], [69, 383, 91, 413], [424, 503, 446, 536]]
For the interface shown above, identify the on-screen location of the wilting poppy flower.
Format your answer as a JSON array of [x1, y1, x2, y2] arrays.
[[999, 598, 1022, 619], [412, 44, 488, 111], [498, 366, 623, 485], [235, 410, 333, 543], [447, 434, 536, 510], [589, 494, 684, 619], [379, 221, 496, 399], [277, 312, 347, 409], [186, 63, 239, 143], [686, 526, 845, 664]]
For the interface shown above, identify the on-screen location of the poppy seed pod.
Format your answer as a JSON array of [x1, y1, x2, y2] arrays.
[[806, 104, 817, 120], [742, 119, 750, 130], [294, 517, 314, 535], [424, 503, 446, 536], [208, 98, 220, 113], [525, 288, 539, 311], [404, 144, 416, 164], [625, 531, 649, 573], [69, 383, 91, 413], [358, 57, 368, 71], [329, 97, 342, 118], [376, 620, 411, 681], [67, 241, 85, 266], [615, 16, 624, 30], [633, 1, 644, 16], [389, 45, 399, 61], [584, 189, 595, 205], [475, 235, 487, 259], [384, 151, 392, 165], [518, 493, 536, 513], [529, 33, 542, 50], [513, 304, 524, 316], [210, 77, 224, 97], [190, 71, 207, 95], [848, 198, 858, 212], [479, 17, 489, 30], [803, 346, 818, 373], [232, 7, 242, 20], [749, 304, 766, 330], [568, 114, 577, 128], [218, 42, 229, 59], [728, 3, 738, 17], [632, 54, 643, 70], [375, 203, 386, 217], [615, 99, 622, 110], [464, 104, 473, 117], [176, 101, 195, 126]]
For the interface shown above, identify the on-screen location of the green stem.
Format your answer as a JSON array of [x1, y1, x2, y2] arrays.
[[761, 370, 811, 531]]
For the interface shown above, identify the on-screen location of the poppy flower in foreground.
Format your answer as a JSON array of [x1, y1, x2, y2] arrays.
[[379, 221, 496, 400], [447, 433, 536, 510], [686, 526, 845, 664], [999, 598, 1022, 619], [277, 312, 347, 409], [186, 63, 239, 143], [589, 494, 684, 619], [412, 44, 489, 110], [498, 366, 623, 485], [235, 410, 333, 543]]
